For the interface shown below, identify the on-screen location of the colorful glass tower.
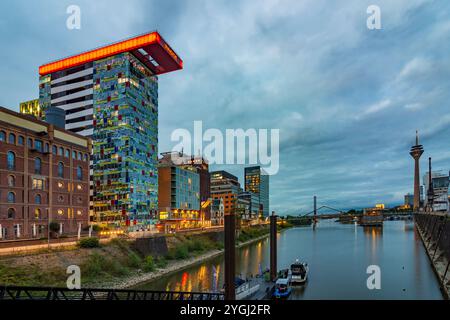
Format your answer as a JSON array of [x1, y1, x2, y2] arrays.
[[38, 32, 183, 230]]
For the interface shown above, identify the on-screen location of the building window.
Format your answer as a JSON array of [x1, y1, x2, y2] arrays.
[[65, 149, 70, 158], [7, 208, 15, 219], [7, 192, 15, 203], [28, 138, 33, 148], [35, 157, 42, 174], [52, 145, 57, 155], [8, 133, 16, 144], [32, 178, 44, 190], [35, 194, 42, 204], [58, 147, 64, 156], [35, 208, 41, 219], [77, 196, 83, 204], [76, 184, 82, 191], [77, 166, 83, 180], [7, 175, 15, 187], [0, 131, 5, 142], [58, 195, 64, 203], [7, 151, 15, 170], [44, 143, 49, 153], [77, 210, 82, 216], [58, 162, 64, 178], [72, 150, 76, 159], [57, 182, 64, 188], [78, 152, 82, 161], [57, 209, 64, 215], [35, 139, 43, 152], [18, 136, 24, 145], [84, 154, 89, 162]]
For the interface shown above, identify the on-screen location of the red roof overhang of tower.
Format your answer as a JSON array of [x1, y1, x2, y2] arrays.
[[39, 31, 183, 76]]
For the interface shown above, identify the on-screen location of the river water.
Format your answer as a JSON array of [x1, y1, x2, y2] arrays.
[[135, 220, 443, 299]]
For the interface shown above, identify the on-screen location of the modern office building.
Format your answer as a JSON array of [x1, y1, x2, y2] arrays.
[[210, 170, 241, 216], [423, 171, 449, 212], [158, 153, 200, 232], [0, 107, 90, 240], [404, 193, 414, 208], [38, 32, 183, 230], [211, 198, 224, 226], [19, 99, 41, 119], [244, 166, 269, 217], [238, 191, 260, 222]]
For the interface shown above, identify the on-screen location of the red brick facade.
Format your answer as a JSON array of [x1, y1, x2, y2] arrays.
[[0, 107, 91, 240]]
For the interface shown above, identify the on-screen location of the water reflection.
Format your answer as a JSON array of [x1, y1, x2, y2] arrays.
[[135, 221, 443, 299]]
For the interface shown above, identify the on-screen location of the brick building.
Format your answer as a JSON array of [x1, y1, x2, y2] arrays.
[[0, 107, 91, 240]]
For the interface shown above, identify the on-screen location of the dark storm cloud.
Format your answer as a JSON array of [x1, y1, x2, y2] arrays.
[[0, 0, 449, 214]]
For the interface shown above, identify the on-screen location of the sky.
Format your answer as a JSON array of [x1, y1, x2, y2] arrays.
[[0, 0, 449, 214]]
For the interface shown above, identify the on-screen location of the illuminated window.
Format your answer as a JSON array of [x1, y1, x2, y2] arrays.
[[77, 184, 82, 191], [57, 209, 64, 215], [65, 149, 70, 158], [35, 208, 41, 220], [77, 210, 82, 216], [72, 150, 76, 159], [77, 166, 83, 180], [57, 182, 64, 188], [58, 147, 63, 156], [35, 194, 42, 204], [32, 178, 44, 190]]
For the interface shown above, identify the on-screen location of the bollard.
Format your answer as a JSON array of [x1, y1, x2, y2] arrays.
[[270, 211, 277, 282], [224, 211, 236, 300]]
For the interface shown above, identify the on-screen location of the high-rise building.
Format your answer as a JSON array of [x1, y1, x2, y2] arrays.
[[245, 166, 269, 217], [423, 171, 449, 212], [38, 32, 182, 230], [19, 99, 41, 118], [238, 191, 260, 223], [0, 107, 91, 240], [404, 193, 414, 208], [210, 170, 241, 216]]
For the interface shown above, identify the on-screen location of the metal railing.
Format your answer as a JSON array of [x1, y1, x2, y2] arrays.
[[0, 285, 224, 301], [414, 213, 450, 294]]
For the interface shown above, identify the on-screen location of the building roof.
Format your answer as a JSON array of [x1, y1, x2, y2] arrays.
[[0, 106, 90, 149], [39, 31, 183, 76]]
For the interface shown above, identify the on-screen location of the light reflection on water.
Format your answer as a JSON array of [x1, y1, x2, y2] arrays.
[[135, 220, 443, 299]]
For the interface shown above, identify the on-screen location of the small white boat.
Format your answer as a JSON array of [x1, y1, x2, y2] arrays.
[[290, 259, 309, 284]]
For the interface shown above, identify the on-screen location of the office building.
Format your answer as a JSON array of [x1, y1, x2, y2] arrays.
[[0, 107, 90, 240], [423, 171, 449, 212], [19, 99, 41, 119], [245, 166, 269, 217], [210, 170, 241, 216], [38, 32, 183, 230], [158, 153, 200, 232]]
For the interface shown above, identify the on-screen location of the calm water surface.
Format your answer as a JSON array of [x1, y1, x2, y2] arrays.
[[136, 220, 443, 299]]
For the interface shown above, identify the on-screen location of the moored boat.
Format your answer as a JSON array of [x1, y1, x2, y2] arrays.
[[290, 259, 309, 284]]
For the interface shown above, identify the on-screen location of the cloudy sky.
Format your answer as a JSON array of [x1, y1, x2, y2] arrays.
[[0, 0, 449, 214]]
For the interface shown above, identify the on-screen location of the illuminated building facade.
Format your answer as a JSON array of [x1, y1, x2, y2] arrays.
[[210, 170, 241, 216], [38, 32, 182, 230], [245, 166, 269, 217], [158, 153, 200, 232], [19, 99, 41, 118]]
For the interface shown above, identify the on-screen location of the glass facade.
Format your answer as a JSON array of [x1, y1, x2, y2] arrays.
[[245, 166, 269, 217], [91, 53, 158, 229]]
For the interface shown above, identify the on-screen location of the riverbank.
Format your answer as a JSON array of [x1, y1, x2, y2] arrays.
[[415, 222, 450, 300], [0, 225, 282, 288], [110, 233, 271, 289]]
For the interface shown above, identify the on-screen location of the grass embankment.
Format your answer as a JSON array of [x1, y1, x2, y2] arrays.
[[0, 224, 289, 287]]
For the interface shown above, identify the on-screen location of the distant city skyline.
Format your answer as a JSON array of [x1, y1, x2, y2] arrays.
[[0, 0, 449, 214]]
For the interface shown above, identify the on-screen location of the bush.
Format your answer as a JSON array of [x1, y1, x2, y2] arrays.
[[127, 252, 142, 268], [78, 237, 100, 248], [155, 256, 168, 268], [174, 245, 189, 259], [143, 256, 155, 272]]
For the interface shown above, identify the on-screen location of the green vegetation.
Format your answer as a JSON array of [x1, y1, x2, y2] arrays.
[[166, 235, 222, 260], [237, 226, 270, 243], [78, 237, 100, 248]]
